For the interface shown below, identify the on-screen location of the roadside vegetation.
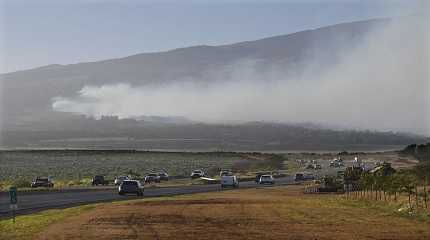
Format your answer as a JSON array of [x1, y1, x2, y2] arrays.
[[0, 204, 95, 240], [341, 143, 430, 216]]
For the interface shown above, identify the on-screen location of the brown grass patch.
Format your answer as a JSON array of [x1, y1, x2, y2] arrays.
[[36, 186, 430, 240]]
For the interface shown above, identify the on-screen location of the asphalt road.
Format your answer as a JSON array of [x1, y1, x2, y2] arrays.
[[0, 176, 294, 219]]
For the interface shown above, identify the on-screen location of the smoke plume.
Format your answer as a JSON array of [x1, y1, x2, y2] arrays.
[[52, 16, 430, 135]]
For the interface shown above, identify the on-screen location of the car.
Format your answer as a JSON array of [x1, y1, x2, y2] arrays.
[[255, 172, 272, 182], [92, 175, 108, 186], [158, 172, 169, 181], [144, 173, 161, 183], [118, 180, 144, 196], [31, 177, 54, 188], [314, 164, 322, 169], [219, 169, 232, 176], [190, 170, 204, 179], [295, 173, 315, 181], [255, 173, 264, 182], [259, 175, 275, 185], [221, 175, 239, 188], [294, 173, 305, 181], [114, 176, 130, 185]]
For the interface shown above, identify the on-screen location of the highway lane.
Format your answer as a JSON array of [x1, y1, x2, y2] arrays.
[[0, 176, 294, 218]]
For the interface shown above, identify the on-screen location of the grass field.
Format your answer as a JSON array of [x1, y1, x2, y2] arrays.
[[0, 150, 285, 190], [2, 185, 429, 240], [0, 149, 416, 191]]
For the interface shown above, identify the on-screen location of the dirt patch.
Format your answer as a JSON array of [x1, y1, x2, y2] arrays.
[[36, 186, 430, 240]]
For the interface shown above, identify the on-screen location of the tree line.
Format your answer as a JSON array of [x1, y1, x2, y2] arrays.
[[345, 162, 429, 211]]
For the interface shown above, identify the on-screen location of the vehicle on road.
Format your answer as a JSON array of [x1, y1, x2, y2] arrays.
[[219, 169, 232, 176], [294, 173, 305, 181], [255, 172, 272, 182], [145, 173, 161, 183], [259, 175, 275, 185], [118, 180, 144, 196], [92, 175, 109, 186], [158, 172, 169, 181], [314, 164, 322, 169], [114, 176, 130, 185], [190, 170, 204, 179], [221, 175, 239, 188], [294, 173, 315, 181], [31, 177, 54, 188]]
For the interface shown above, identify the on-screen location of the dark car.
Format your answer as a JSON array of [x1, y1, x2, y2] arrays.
[[294, 173, 305, 181], [294, 172, 315, 181], [158, 172, 169, 181], [92, 175, 108, 186], [145, 173, 161, 183], [118, 180, 144, 196], [31, 177, 54, 188]]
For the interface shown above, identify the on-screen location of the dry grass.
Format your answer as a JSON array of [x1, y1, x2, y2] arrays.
[[33, 185, 430, 240]]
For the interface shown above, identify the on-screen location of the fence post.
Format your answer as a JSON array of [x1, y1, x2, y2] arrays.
[[424, 177, 428, 209], [415, 185, 419, 209]]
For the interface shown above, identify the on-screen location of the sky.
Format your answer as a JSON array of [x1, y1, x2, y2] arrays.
[[0, 0, 426, 73]]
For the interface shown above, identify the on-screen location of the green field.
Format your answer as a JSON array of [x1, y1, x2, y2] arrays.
[[0, 150, 284, 189]]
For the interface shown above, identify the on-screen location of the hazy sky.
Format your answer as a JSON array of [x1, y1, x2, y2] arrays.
[[0, 0, 425, 73]]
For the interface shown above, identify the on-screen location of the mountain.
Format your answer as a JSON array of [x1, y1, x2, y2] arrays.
[[1, 16, 427, 150], [0, 18, 391, 126]]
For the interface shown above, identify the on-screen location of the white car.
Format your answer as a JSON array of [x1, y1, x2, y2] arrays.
[[221, 175, 239, 188], [114, 176, 130, 185], [190, 170, 204, 179], [259, 175, 275, 185]]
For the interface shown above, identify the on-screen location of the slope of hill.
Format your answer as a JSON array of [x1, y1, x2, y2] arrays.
[[0, 18, 389, 125], [1, 16, 427, 149]]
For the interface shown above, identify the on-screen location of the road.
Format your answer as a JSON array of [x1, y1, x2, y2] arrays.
[[0, 176, 294, 218]]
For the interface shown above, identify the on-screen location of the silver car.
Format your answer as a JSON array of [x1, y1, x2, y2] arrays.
[[259, 175, 275, 185]]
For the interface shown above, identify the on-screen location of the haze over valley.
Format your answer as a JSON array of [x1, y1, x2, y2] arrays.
[[1, 14, 429, 150]]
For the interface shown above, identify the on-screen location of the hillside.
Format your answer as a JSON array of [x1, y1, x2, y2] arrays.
[[1, 16, 427, 149], [1, 18, 389, 126]]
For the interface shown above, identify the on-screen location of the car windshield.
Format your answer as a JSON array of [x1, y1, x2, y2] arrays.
[[122, 181, 138, 186]]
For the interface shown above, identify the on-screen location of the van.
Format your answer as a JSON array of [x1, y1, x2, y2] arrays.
[[221, 175, 239, 188]]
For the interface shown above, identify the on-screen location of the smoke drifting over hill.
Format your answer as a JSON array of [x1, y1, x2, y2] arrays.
[[52, 16, 430, 135]]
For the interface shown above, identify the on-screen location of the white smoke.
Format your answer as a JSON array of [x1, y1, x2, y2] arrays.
[[52, 16, 430, 135]]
